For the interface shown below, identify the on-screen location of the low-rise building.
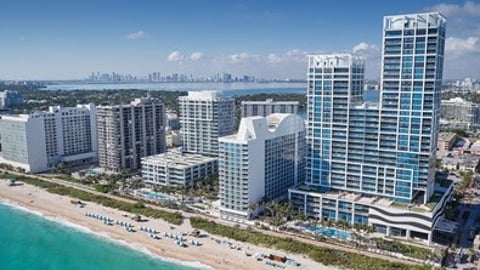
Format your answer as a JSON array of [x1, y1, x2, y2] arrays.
[[438, 132, 457, 151], [141, 150, 217, 186], [166, 130, 182, 148]]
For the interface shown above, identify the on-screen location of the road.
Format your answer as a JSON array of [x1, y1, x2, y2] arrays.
[[1, 169, 421, 266]]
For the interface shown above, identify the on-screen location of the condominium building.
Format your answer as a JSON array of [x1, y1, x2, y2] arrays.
[[289, 13, 451, 245], [0, 90, 24, 109], [0, 104, 97, 173], [219, 113, 305, 221], [441, 97, 480, 125], [96, 97, 166, 172], [241, 99, 299, 117], [179, 91, 235, 156], [141, 150, 217, 186], [438, 132, 457, 151]]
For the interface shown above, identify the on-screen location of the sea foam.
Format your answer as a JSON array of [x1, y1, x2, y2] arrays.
[[0, 199, 212, 270]]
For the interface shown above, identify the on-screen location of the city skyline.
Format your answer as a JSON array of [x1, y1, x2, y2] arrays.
[[0, 0, 478, 80]]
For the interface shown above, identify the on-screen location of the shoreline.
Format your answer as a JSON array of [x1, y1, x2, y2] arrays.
[[0, 181, 335, 270], [0, 200, 210, 270]]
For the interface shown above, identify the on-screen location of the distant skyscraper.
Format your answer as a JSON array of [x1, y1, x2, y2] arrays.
[[0, 90, 24, 110], [219, 114, 305, 221], [179, 91, 235, 156], [289, 13, 450, 245], [0, 104, 97, 173], [241, 99, 299, 118], [96, 97, 166, 172]]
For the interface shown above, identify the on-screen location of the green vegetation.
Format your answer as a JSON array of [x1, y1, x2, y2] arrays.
[[455, 170, 474, 194], [153, 174, 219, 200], [0, 173, 183, 225], [190, 217, 431, 270], [372, 238, 432, 260], [7, 89, 188, 114], [55, 174, 83, 184]]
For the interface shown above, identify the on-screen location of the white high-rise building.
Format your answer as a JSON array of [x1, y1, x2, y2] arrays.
[[241, 99, 299, 118], [219, 113, 305, 221], [0, 104, 97, 173], [179, 91, 235, 156], [96, 97, 166, 172]]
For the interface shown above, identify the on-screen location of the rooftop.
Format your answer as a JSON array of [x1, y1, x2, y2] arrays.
[[293, 180, 453, 212], [241, 99, 299, 105], [439, 132, 456, 141], [141, 150, 217, 169]]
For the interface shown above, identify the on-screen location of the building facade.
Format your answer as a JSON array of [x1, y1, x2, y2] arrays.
[[0, 90, 24, 110], [438, 132, 456, 151], [289, 13, 449, 245], [141, 150, 217, 186], [0, 104, 97, 172], [219, 114, 305, 221], [179, 91, 235, 156], [441, 97, 480, 125], [96, 97, 166, 172], [241, 99, 299, 118]]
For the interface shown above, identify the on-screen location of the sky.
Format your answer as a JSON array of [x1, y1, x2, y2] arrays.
[[0, 0, 479, 80]]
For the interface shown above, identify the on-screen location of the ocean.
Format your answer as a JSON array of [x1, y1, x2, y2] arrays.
[[0, 203, 202, 270]]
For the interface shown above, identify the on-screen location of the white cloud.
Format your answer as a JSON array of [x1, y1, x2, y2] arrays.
[[229, 52, 261, 63], [189, 52, 203, 61], [445, 36, 480, 54], [167, 51, 185, 62], [124, 30, 146, 40], [353, 42, 373, 53], [428, 1, 480, 17], [267, 53, 282, 63]]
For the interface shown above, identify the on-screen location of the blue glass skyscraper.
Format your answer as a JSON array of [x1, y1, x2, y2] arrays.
[[289, 13, 451, 245]]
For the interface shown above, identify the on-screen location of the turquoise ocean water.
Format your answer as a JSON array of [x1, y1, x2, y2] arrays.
[[0, 203, 201, 270]]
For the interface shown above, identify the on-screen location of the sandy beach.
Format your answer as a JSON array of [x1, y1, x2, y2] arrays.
[[0, 181, 336, 270]]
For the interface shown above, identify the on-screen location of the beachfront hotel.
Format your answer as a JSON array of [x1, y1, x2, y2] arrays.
[[0, 104, 97, 173], [178, 91, 235, 157], [289, 12, 453, 245], [241, 99, 299, 118], [141, 149, 218, 186], [96, 97, 166, 172], [219, 113, 305, 221]]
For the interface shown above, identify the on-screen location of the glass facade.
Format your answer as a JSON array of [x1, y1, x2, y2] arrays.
[[304, 13, 446, 204]]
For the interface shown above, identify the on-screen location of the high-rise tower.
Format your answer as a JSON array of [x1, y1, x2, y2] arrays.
[[179, 91, 235, 156], [289, 13, 450, 245]]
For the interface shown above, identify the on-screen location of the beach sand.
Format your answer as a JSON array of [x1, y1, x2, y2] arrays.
[[0, 181, 337, 270]]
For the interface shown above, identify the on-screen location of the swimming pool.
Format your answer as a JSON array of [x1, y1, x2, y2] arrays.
[[304, 225, 351, 239], [138, 191, 171, 201]]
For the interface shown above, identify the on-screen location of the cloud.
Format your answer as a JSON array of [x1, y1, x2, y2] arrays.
[[124, 30, 146, 40], [425, 1, 480, 36], [167, 51, 185, 62], [229, 52, 261, 63], [189, 52, 203, 61], [428, 1, 480, 17], [352, 42, 377, 54], [445, 36, 480, 54], [267, 53, 282, 64]]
